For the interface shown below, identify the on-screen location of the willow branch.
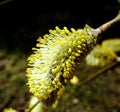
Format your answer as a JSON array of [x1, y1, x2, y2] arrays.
[[95, 10, 120, 37]]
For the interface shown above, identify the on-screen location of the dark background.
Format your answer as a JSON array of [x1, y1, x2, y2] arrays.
[[0, 0, 120, 53], [0, 0, 120, 111]]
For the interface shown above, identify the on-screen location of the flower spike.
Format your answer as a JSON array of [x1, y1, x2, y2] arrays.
[[26, 25, 97, 107]]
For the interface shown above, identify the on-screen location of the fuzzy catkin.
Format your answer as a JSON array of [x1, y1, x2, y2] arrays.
[[26, 25, 97, 107], [85, 45, 117, 67]]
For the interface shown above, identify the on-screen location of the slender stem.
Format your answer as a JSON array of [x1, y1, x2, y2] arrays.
[[95, 10, 120, 36], [79, 61, 120, 86]]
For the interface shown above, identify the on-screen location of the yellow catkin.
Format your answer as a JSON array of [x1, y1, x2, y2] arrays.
[[102, 38, 120, 53], [26, 25, 97, 107], [85, 45, 117, 67]]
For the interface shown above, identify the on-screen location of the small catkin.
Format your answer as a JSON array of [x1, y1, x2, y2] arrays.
[[102, 38, 120, 53], [85, 45, 117, 67], [26, 25, 97, 107]]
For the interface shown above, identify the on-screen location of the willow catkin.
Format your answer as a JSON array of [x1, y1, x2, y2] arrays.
[[85, 45, 117, 67], [26, 25, 98, 107], [102, 38, 120, 53]]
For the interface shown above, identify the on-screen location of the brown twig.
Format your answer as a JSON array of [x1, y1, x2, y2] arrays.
[[95, 10, 120, 37]]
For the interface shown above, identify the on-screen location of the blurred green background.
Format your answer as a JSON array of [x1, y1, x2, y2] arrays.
[[0, 0, 120, 111]]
